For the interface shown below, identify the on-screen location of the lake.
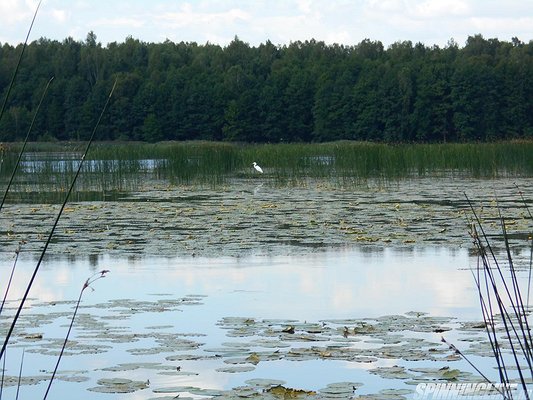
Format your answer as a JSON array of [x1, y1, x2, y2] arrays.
[[1, 152, 533, 399]]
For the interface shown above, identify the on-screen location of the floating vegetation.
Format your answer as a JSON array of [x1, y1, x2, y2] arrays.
[[3, 157, 533, 398], [2, 257, 527, 399], [0, 374, 50, 387], [151, 385, 225, 397], [245, 378, 287, 387], [266, 384, 317, 397], [368, 366, 415, 380], [216, 365, 256, 373], [213, 314, 458, 365], [88, 378, 150, 393], [101, 362, 167, 372], [356, 388, 413, 399], [2, 176, 532, 258], [0, 291, 520, 399], [318, 382, 363, 397]]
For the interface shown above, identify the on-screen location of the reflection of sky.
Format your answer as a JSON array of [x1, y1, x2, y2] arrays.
[[1, 248, 526, 399], [4, 247, 481, 319]]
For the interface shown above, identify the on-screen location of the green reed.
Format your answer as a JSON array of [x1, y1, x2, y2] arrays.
[[2, 140, 533, 200]]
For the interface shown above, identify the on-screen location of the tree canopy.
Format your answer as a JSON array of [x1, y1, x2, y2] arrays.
[[0, 33, 531, 143]]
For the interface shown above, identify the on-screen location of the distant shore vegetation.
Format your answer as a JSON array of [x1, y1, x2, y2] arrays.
[[3, 141, 533, 191], [0, 32, 531, 143]]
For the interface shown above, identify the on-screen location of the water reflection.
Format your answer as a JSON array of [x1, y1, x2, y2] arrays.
[[2, 248, 530, 399], [3, 248, 481, 320]]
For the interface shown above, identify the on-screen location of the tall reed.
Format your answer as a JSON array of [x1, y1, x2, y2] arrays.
[[4, 141, 533, 197], [454, 192, 533, 399], [0, 76, 54, 211]]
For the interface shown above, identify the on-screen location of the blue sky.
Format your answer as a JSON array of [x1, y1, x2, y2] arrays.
[[1, 0, 531, 48]]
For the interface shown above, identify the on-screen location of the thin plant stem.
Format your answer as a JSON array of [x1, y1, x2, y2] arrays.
[[15, 349, 24, 400], [476, 244, 512, 386], [471, 260, 510, 385], [529, 240, 533, 307], [441, 337, 509, 398], [476, 225, 529, 392], [0, 347, 5, 400], [42, 270, 109, 400], [514, 183, 533, 308], [0, 76, 54, 211], [0, 245, 21, 316], [498, 210, 533, 371], [512, 184, 533, 366], [0, 79, 117, 360], [0, 0, 42, 123], [465, 192, 533, 398]]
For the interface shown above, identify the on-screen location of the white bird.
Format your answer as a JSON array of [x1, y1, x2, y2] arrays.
[[253, 162, 263, 174]]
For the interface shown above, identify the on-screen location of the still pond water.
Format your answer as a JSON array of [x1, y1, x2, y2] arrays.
[[1, 170, 533, 399]]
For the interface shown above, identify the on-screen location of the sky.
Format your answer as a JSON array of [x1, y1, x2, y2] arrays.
[[0, 0, 531, 49]]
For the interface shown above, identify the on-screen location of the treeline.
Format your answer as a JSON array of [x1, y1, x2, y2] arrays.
[[0, 32, 532, 143]]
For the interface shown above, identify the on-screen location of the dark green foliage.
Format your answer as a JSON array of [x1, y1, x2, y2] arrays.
[[0, 33, 532, 143]]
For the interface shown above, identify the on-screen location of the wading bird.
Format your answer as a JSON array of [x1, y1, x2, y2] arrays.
[[253, 162, 264, 173]]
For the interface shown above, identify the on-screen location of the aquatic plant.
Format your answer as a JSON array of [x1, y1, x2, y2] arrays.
[[443, 192, 533, 399], [0, 245, 22, 316], [0, 77, 54, 211], [42, 270, 109, 399], [4, 140, 533, 199]]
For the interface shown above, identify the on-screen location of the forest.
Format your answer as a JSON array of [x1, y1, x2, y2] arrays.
[[0, 32, 531, 143]]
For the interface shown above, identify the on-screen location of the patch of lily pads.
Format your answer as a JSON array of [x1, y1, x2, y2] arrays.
[[2, 177, 533, 259], [212, 314, 459, 365], [4, 299, 519, 395], [88, 378, 150, 393], [0, 286, 524, 399], [1, 295, 524, 399]]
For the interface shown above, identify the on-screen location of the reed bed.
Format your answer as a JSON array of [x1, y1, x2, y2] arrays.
[[2, 141, 533, 199]]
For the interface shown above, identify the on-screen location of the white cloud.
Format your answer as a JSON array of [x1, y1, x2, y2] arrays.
[[92, 17, 145, 29], [365, 0, 406, 13], [155, 7, 249, 29], [0, 0, 531, 47], [0, 0, 32, 24], [413, 0, 470, 18], [326, 30, 351, 45], [469, 16, 533, 38], [50, 8, 68, 23], [296, 0, 313, 14]]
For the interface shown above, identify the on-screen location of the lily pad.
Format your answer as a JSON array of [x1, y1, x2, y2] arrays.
[[88, 378, 149, 393], [319, 381, 363, 396], [217, 365, 256, 373], [245, 378, 287, 387]]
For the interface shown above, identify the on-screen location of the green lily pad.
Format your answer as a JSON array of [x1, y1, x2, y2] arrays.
[[88, 378, 149, 393]]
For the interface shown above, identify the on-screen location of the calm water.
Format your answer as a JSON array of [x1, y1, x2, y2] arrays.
[[2, 153, 533, 398], [1, 247, 529, 399]]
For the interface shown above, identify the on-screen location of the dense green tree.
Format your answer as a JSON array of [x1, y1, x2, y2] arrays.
[[313, 67, 354, 141], [0, 33, 532, 143]]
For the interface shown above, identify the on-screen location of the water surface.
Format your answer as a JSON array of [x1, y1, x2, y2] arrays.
[[2, 246, 531, 399], [1, 169, 533, 398]]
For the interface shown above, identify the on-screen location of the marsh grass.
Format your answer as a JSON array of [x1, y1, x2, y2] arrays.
[[2, 140, 533, 201]]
